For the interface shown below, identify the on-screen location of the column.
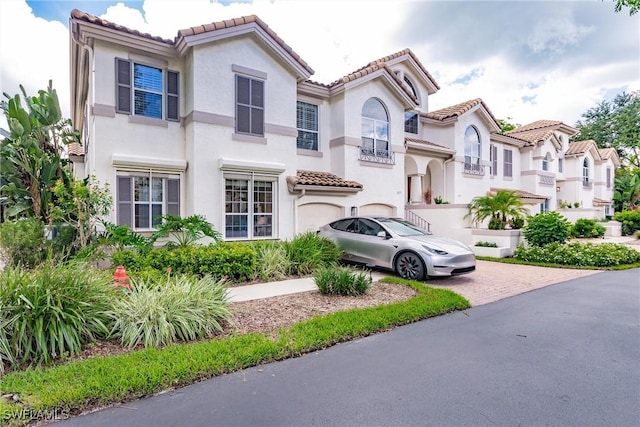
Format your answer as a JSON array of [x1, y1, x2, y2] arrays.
[[410, 174, 424, 204]]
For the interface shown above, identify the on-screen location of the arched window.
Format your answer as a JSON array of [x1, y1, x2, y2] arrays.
[[464, 126, 482, 174], [361, 98, 390, 159], [403, 77, 418, 134], [583, 158, 590, 186]]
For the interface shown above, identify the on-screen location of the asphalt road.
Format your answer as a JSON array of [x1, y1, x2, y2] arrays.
[[58, 269, 640, 426]]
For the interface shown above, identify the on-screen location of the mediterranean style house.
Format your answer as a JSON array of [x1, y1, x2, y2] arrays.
[[68, 10, 620, 245]]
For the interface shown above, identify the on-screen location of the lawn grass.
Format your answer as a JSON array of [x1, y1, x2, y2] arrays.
[[475, 255, 640, 270], [0, 278, 469, 426]]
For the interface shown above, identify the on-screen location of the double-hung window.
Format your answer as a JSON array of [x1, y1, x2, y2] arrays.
[[116, 172, 180, 229], [503, 148, 513, 178], [225, 175, 275, 239], [361, 98, 391, 161], [296, 101, 318, 150], [115, 58, 179, 121], [236, 75, 264, 136]]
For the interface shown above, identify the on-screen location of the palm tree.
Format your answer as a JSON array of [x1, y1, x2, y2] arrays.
[[466, 190, 528, 230]]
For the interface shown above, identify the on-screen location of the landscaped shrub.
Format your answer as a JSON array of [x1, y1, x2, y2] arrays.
[[514, 242, 640, 267], [112, 248, 147, 270], [523, 211, 571, 247], [108, 275, 232, 348], [285, 232, 342, 276], [474, 241, 498, 247], [0, 218, 47, 269], [313, 265, 371, 296], [0, 262, 115, 369], [571, 218, 606, 238], [254, 241, 290, 281], [614, 210, 640, 236]]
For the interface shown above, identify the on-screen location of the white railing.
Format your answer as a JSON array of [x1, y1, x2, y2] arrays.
[[405, 209, 431, 232], [463, 162, 485, 176], [359, 147, 395, 165]]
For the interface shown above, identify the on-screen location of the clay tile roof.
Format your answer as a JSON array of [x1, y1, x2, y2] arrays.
[[592, 197, 612, 205], [288, 170, 363, 189], [509, 129, 555, 145], [506, 120, 563, 134], [405, 137, 453, 151], [424, 98, 499, 126], [70, 9, 174, 44], [566, 139, 596, 156], [598, 147, 616, 159], [366, 48, 440, 90], [67, 142, 84, 156], [177, 15, 313, 74], [490, 187, 548, 201]]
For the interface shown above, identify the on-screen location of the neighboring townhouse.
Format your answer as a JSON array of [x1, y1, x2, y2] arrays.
[[68, 11, 618, 244]]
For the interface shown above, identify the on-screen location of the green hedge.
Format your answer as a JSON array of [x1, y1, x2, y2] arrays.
[[515, 242, 640, 267], [614, 210, 640, 236]]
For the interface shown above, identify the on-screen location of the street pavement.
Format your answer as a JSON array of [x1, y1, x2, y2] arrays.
[[57, 268, 640, 426]]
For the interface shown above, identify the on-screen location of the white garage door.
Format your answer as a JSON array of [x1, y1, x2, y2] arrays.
[[359, 203, 394, 216], [298, 203, 343, 234]]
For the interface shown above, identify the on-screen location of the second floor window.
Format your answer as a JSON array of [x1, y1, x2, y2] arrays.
[[464, 126, 482, 174], [404, 112, 418, 134], [116, 58, 179, 121], [558, 158, 563, 173], [236, 75, 264, 136], [503, 148, 513, 178], [583, 158, 591, 186], [542, 153, 550, 171], [296, 101, 318, 150], [361, 98, 390, 159], [606, 167, 612, 189]]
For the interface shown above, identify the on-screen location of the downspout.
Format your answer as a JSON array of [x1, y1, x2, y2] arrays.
[[443, 155, 454, 202], [71, 27, 95, 174], [293, 188, 306, 237]]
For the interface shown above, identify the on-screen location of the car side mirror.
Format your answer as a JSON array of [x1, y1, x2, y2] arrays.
[[376, 231, 388, 239]]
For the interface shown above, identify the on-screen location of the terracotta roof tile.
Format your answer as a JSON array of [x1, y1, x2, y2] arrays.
[[598, 147, 616, 159], [506, 120, 563, 134], [565, 140, 596, 156], [509, 129, 555, 145], [592, 198, 612, 205], [424, 98, 499, 127], [289, 170, 363, 189], [405, 137, 452, 151], [67, 142, 84, 156], [490, 187, 548, 201], [70, 9, 174, 44]]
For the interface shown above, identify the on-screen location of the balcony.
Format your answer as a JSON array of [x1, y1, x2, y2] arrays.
[[359, 147, 395, 165], [463, 162, 485, 176], [583, 179, 592, 188], [539, 175, 554, 185]]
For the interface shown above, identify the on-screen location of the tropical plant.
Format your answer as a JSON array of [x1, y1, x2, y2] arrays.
[[613, 168, 640, 212], [523, 211, 572, 247], [255, 241, 290, 281], [150, 214, 221, 248], [466, 190, 528, 230], [1, 81, 77, 222], [108, 275, 231, 348], [0, 217, 47, 268], [285, 232, 342, 276], [313, 265, 371, 296]]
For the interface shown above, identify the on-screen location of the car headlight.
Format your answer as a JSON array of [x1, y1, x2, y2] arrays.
[[422, 245, 448, 255]]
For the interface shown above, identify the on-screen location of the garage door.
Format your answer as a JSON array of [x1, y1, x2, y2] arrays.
[[359, 203, 394, 216], [298, 203, 343, 233]]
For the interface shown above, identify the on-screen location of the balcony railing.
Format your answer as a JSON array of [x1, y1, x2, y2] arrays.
[[359, 147, 395, 165], [583, 179, 592, 188], [463, 162, 485, 176], [539, 175, 554, 185]]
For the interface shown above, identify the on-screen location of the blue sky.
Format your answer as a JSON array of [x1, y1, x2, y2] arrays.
[[2, 0, 639, 129]]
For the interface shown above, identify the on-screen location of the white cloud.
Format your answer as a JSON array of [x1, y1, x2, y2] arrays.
[[527, 17, 595, 54]]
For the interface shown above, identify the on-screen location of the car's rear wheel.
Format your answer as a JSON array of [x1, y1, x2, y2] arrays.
[[395, 251, 425, 281]]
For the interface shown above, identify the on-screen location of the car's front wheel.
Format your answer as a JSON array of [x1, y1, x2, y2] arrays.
[[394, 251, 425, 281]]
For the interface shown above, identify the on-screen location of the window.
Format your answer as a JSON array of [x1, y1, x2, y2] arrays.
[[542, 153, 550, 171], [464, 126, 482, 175], [296, 101, 318, 150], [361, 98, 392, 162], [540, 199, 550, 213], [115, 58, 179, 121], [606, 167, 612, 189], [558, 158, 563, 173], [503, 148, 513, 178], [490, 145, 498, 176], [357, 219, 385, 236], [403, 76, 417, 98], [225, 176, 275, 239], [583, 158, 591, 187], [404, 112, 418, 134], [116, 172, 180, 229], [236, 75, 264, 136]]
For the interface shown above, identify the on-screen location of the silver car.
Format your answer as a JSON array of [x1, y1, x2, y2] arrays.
[[318, 216, 476, 280]]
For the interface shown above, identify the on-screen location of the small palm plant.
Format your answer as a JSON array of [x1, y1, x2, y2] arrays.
[[466, 190, 528, 230], [151, 214, 221, 248]]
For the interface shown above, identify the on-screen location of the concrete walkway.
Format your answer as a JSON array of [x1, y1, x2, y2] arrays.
[[228, 236, 639, 306]]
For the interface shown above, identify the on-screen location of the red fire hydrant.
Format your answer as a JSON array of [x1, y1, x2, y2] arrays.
[[113, 265, 132, 293]]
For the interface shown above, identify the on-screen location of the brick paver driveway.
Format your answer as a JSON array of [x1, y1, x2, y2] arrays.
[[426, 260, 601, 306]]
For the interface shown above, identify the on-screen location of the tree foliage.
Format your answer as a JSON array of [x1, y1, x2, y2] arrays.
[[612, 0, 640, 15], [613, 167, 640, 211], [573, 91, 640, 168], [498, 117, 520, 133], [465, 190, 528, 230]]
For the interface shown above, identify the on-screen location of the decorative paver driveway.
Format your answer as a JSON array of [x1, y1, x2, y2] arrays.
[[426, 260, 601, 306]]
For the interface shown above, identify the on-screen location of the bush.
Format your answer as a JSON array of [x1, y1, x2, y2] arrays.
[[571, 218, 606, 238], [509, 216, 525, 230], [108, 275, 232, 348], [514, 242, 640, 267], [313, 265, 371, 296], [474, 241, 498, 247], [614, 210, 640, 236], [523, 211, 571, 247], [254, 241, 290, 281], [0, 262, 115, 370], [0, 218, 47, 269], [285, 232, 342, 276]]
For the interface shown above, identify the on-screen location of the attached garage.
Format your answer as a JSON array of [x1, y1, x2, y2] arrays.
[[359, 203, 395, 217], [297, 203, 343, 233]]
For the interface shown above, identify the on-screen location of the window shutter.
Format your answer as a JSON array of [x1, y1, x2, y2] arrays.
[[491, 145, 498, 176], [167, 178, 180, 216], [166, 70, 179, 121], [117, 176, 132, 226], [115, 58, 131, 114]]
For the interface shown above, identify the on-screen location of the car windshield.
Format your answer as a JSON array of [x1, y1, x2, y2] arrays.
[[377, 218, 431, 236]]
